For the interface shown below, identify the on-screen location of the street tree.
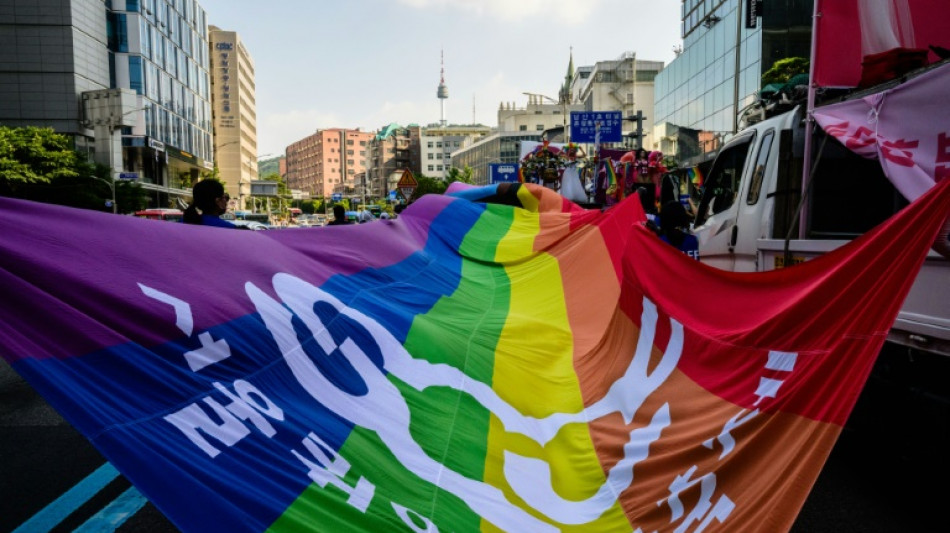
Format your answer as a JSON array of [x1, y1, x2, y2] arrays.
[[0, 126, 147, 212], [410, 175, 447, 202], [446, 165, 475, 185], [762, 57, 809, 85]]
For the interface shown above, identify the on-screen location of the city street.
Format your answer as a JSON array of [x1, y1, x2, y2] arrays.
[[2, 347, 946, 532]]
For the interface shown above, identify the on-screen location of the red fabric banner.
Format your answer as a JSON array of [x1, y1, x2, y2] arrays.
[[814, 0, 950, 87]]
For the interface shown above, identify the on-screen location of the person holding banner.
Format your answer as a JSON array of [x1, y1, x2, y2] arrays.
[[658, 200, 699, 260], [182, 179, 236, 228], [327, 204, 351, 226]]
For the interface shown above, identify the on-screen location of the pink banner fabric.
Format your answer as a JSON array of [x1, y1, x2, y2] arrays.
[[812, 61, 950, 202]]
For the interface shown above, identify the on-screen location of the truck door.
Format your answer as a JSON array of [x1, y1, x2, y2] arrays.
[[732, 128, 776, 272], [692, 131, 756, 271]]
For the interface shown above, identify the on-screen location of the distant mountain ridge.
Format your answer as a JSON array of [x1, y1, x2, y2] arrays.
[[258, 156, 282, 177]]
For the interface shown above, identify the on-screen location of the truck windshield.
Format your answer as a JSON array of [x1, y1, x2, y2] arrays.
[[694, 132, 755, 226]]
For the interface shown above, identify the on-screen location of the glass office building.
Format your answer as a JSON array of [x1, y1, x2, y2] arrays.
[[108, 0, 214, 199], [654, 0, 812, 165]]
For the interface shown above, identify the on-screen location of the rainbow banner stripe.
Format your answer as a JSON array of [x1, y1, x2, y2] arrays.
[[1, 180, 949, 532], [688, 165, 704, 188]]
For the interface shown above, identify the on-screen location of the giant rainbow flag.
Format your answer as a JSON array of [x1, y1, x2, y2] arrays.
[[1, 180, 949, 532]]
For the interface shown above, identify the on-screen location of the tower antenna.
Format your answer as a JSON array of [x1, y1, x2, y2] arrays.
[[437, 49, 449, 128]]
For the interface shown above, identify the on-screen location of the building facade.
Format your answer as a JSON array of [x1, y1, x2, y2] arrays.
[[0, 0, 109, 148], [0, 0, 216, 209], [572, 53, 663, 150], [452, 51, 664, 183], [419, 124, 491, 179], [209, 26, 257, 211], [366, 124, 419, 201], [452, 132, 544, 186], [652, 0, 811, 165], [284, 128, 373, 200]]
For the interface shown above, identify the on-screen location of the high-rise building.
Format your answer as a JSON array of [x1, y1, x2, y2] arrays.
[[653, 0, 810, 165], [209, 26, 257, 211], [285, 128, 373, 200], [0, 0, 216, 208]]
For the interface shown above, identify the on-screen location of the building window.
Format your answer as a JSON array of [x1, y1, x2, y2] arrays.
[[536, 125, 544, 131], [519, 125, 527, 131], [129, 56, 144, 94]]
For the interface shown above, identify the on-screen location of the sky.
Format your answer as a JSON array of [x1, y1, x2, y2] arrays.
[[196, 0, 683, 158]]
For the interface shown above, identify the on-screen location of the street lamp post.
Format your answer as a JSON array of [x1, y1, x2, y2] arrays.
[[88, 175, 117, 214], [523, 92, 569, 142]]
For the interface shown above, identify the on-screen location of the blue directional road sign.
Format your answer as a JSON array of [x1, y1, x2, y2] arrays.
[[570, 111, 623, 143], [389, 190, 397, 201], [489, 163, 520, 184], [331, 193, 342, 202]]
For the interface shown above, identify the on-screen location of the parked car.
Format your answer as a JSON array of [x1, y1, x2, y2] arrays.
[[231, 220, 270, 231]]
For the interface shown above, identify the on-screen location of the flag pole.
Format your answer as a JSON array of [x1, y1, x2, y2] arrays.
[[800, 0, 822, 239]]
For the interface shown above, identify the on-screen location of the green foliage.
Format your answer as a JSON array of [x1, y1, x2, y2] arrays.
[[410, 175, 447, 201], [261, 171, 289, 195], [446, 165, 475, 185], [258, 157, 281, 176], [762, 57, 809, 85], [0, 126, 84, 191], [0, 126, 148, 213], [198, 165, 221, 186]]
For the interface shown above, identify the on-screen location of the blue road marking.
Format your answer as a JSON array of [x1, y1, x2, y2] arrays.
[[73, 486, 148, 533], [12, 462, 119, 533]]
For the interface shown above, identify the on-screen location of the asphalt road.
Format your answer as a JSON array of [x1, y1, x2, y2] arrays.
[[2, 345, 947, 532]]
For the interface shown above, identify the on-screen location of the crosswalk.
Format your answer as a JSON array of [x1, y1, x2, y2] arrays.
[[12, 463, 147, 533]]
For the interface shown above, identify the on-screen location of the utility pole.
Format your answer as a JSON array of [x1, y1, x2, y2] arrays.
[[625, 111, 646, 150]]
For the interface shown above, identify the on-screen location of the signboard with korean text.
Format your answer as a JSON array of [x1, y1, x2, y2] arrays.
[[570, 111, 623, 143]]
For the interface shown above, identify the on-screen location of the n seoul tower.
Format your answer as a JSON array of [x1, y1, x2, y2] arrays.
[[437, 50, 448, 127]]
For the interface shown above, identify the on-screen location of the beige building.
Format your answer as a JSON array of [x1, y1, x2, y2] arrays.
[[285, 129, 374, 199], [572, 52, 663, 150], [496, 96, 584, 140], [209, 26, 257, 210], [419, 124, 491, 179], [452, 51, 664, 183]]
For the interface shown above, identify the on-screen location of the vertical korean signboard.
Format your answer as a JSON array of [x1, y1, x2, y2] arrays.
[[215, 41, 236, 129]]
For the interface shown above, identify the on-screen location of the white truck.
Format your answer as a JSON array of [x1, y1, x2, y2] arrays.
[[690, 103, 949, 358], [687, 83, 950, 479]]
